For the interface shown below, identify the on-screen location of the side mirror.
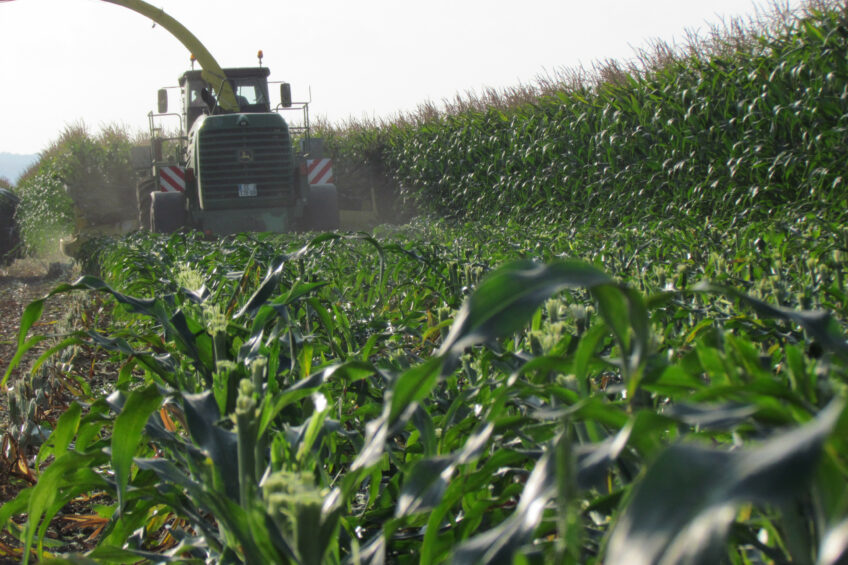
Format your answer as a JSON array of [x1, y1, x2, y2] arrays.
[[157, 89, 168, 113], [281, 83, 292, 108]]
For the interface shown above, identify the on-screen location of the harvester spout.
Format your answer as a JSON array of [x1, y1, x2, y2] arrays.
[[101, 0, 240, 113]]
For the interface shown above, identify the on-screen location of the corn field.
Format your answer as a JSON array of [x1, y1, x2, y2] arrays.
[[3, 2, 848, 564], [323, 1, 848, 227]]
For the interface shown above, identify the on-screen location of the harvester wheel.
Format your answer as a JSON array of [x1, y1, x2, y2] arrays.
[[150, 191, 186, 234], [305, 184, 340, 231], [0, 188, 21, 266], [136, 177, 156, 230]]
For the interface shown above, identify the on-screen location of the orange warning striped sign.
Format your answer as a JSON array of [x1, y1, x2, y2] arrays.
[[306, 159, 334, 185], [159, 166, 185, 192]]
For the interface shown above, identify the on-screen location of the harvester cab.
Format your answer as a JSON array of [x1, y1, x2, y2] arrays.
[[179, 67, 273, 130]]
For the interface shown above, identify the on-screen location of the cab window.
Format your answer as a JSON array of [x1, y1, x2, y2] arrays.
[[232, 80, 267, 106], [186, 82, 207, 107]]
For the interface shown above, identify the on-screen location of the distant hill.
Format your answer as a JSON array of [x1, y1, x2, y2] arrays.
[[0, 152, 40, 185]]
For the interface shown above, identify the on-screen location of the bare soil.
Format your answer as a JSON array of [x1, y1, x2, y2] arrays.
[[0, 258, 108, 562], [0, 259, 76, 380]]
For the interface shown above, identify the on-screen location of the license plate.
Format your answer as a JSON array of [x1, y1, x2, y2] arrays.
[[238, 183, 257, 197]]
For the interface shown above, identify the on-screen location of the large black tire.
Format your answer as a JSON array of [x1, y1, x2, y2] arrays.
[[150, 191, 186, 234], [136, 177, 156, 231], [0, 188, 21, 266], [304, 184, 340, 231]]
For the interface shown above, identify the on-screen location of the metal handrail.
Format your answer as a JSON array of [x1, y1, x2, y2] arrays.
[[147, 112, 185, 139], [274, 100, 311, 150]]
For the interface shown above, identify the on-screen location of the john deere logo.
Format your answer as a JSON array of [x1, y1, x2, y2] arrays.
[[237, 149, 254, 163]]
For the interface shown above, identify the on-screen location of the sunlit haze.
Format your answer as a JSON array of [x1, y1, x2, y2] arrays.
[[1, 0, 804, 154]]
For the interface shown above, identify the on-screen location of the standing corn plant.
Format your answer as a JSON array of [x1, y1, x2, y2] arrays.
[[4, 239, 848, 564]]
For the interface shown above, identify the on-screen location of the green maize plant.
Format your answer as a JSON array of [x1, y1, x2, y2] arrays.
[[322, 1, 848, 229], [2, 216, 848, 563]]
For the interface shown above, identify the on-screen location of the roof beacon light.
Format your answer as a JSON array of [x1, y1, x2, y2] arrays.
[[258, 50, 264, 67], [190, 53, 196, 69]]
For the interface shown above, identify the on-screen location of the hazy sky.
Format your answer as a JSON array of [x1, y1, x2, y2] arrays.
[[1, 0, 804, 155]]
